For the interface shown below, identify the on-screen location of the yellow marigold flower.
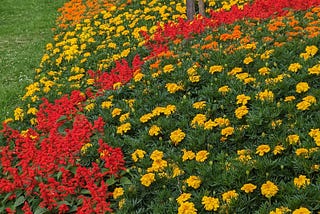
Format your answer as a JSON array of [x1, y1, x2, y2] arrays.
[[271, 120, 282, 129], [257, 89, 274, 101], [150, 150, 164, 161], [270, 207, 291, 214], [140, 113, 153, 123], [101, 101, 113, 109], [244, 77, 256, 84], [202, 196, 219, 211], [111, 108, 122, 117], [152, 107, 165, 116], [294, 175, 310, 189], [140, 173, 155, 187], [148, 159, 168, 172], [222, 190, 238, 203], [191, 114, 207, 128], [243, 56, 253, 64], [14, 107, 24, 121], [303, 95, 316, 104], [261, 181, 278, 199], [119, 113, 130, 123], [182, 149, 195, 161], [116, 123, 131, 135], [113, 82, 122, 90], [286, 134, 300, 145], [86, 78, 94, 85], [120, 48, 130, 58], [178, 202, 197, 214], [195, 150, 209, 162], [296, 82, 309, 93], [204, 119, 218, 130], [258, 67, 270, 75], [193, 101, 206, 109], [228, 67, 242, 75], [118, 198, 125, 209], [134, 72, 144, 82], [149, 125, 161, 136], [273, 145, 285, 155], [113, 187, 124, 199], [221, 126, 234, 137], [295, 148, 309, 157], [309, 128, 320, 138], [236, 94, 251, 105], [256, 144, 271, 156], [214, 117, 230, 127], [260, 49, 274, 60], [305, 45, 318, 56], [308, 64, 320, 75], [170, 128, 186, 146], [292, 207, 311, 214], [172, 164, 184, 178], [85, 103, 95, 111], [241, 183, 257, 193], [131, 149, 146, 162], [209, 65, 223, 74], [163, 64, 174, 73], [166, 83, 184, 93], [163, 104, 176, 115], [236, 72, 249, 80], [27, 107, 38, 115], [81, 143, 93, 154], [188, 74, 200, 83], [108, 42, 117, 49], [186, 175, 201, 189], [176, 193, 192, 205], [288, 63, 302, 72], [235, 105, 249, 119], [296, 101, 311, 111], [284, 96, 295, 102], [218, 85, 230, 95]]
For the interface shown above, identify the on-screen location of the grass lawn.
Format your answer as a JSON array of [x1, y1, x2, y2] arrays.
[[0, 0, 65, 122]]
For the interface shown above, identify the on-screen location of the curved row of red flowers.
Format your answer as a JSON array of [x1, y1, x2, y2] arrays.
[[1, 0, 320, 213]]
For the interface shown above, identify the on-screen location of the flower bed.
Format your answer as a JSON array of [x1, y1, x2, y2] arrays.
[[1, 0, 320, 213]]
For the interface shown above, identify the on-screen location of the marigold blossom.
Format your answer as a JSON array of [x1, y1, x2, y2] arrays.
[[113, 187, 124, 199], [202, 196, 220, 211], [222, 190, 238, 203], [292, 207, 311, 214], [140, 173, 156, 187], [176, 193, 192, 205], [261, 181, 278, 199], [256, 144, 271, 156], [170, 128, 186, 146], [178, 202, 197, 214], [296, 82, 309, 93], [293, 175, 310, 189], [195, 150, 209, 162], [131, 149, 146, 162], [241, 183, 257, 193], [186, 175, 202, 189]]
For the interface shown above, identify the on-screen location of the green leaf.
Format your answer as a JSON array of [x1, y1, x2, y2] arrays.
[[13, 195, 25, 207], [120, 177, 132, 185], [106, 177, 116, 186], [80, 189, 91, 195], [34, 207, 48, 214]]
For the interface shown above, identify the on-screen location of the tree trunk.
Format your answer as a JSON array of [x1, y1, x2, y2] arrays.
[[198, 0, 205, 17], [186, 0, 195, 20]]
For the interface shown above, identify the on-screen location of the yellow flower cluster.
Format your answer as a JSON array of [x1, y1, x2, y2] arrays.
[[140, 104, 176, 123]]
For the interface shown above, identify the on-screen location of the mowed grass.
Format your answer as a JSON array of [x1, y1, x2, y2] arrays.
[[0, 0, 66, 122]]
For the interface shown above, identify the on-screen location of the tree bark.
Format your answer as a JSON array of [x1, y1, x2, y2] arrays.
[[198, 0, 205, 17], [186, 0, 195, 20]]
